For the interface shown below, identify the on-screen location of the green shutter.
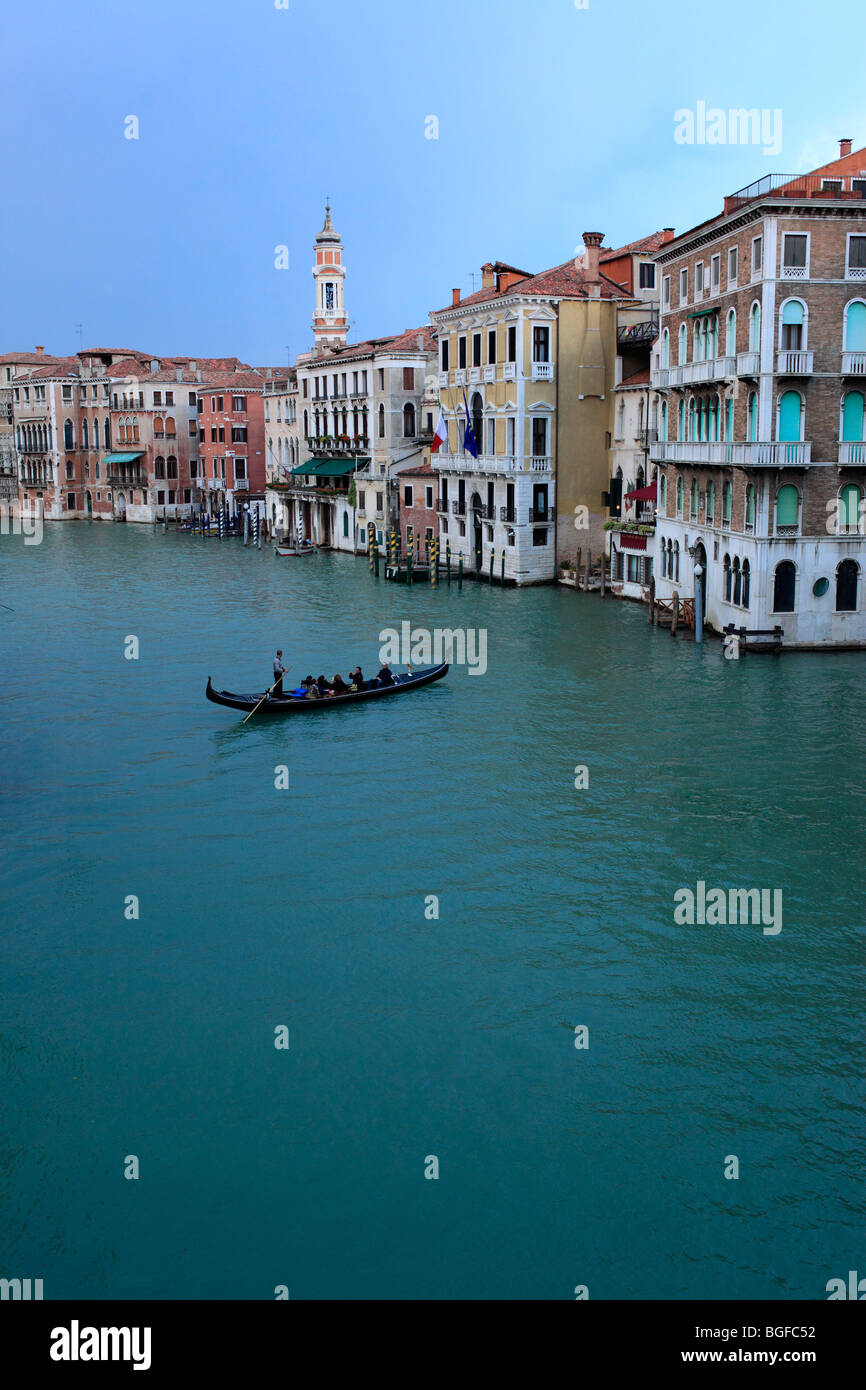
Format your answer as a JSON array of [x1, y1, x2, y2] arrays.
[[842, 392, 864, 442], [778, 391, 801, 442], [845, 302, 866, 352], [776, 485, 798, 525]]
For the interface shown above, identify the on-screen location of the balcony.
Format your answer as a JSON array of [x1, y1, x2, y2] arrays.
[[839, 441, 866, 465], [528, 506, 555, 523], [651, 440, 812, 467], [503, 363, 517, 381], [107, 472, 146, 487], [451, 500, 466, 516], [777, 350, 814, 374], [736, 351, 760, 376], [847, 265, 866, 281], [500, 506, 516, 523], [531, 361, 554, 381], [780, 264, 809, 280], [476, 504, 496, 520], [842, 351, 866, 376], [436, 451, 544, 475]]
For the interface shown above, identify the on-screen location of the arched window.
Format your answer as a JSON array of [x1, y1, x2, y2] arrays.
[[131, 417, 139, 443], [118, 421, 126, 442], [748, 392, 758, 441], [666, 538, 673, 578], [92, 418, 99, 451], [725, 309, 736, 357], [691, 476, 698, 516], [167, 456, 177, 479], [660, 473, 667, 510], [154, 416, 164, 438], [709, 394, 720, 441], [707, 480, 715, 523], [471, 392, 483, 453], [403, 403, 416, 438], [723, 553, 732, 601], [303, 409, 309, 437], [678, 322, 687, 365], [676, 476, 684, 515], [378, 404, 385, 438], [661, 329, 670, 369], [673, 540, 680, 582], [749, 301, 761, 352], [155, 456, 166, 479], [733, 556, 742, 605], [842, 391, 865, 441], [64, 419, 74, 449], [104, 417, 111, 449], [780, 299, 805, 351], [776, 484, 799, 531], [660, 401, 668, 442], [778, 390, 802, 441], [742, 559, 751, 609], [773, 560, 796, 612], [836, 559, 859, 612], [165, 416, 176, 437], [82, 419, 89, 449], [839, 484, 861, 534], [726, 396, 734, 440], [688, 398, 697, 441], [745, 484, 756, 530], [723, 481, 732, 524], [677, 399, 685, 439], [843, 300, 866, 352]]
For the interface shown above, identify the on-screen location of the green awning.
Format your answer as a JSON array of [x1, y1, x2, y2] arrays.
[[291, 457, 366, 478], [104, 451, 145, 463], [687, 308, 717, 319]]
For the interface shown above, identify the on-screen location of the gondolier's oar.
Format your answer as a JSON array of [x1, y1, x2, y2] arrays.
[[242, 668, 291, 725]]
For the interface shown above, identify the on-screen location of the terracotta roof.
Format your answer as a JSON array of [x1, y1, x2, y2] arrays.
[[394, 461, 437, 477], [195, 371, 268, 391], [301, 327, 434, 367], [436, 260, 632, 312], [618, 367, 651, 387], [601, 231, 671, 261], [0, 351, 66, 366], [12, 358, 80, 381]]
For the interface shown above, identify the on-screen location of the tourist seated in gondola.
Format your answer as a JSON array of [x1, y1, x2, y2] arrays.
[[330, 673, 348, 694], [317, 674, 332, 696], [349, 666, 365, 691], [375, 663, 395, 687], [306, 678, 321, 700]]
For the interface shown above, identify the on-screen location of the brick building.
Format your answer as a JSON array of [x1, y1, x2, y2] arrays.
[[651, 140, 866, 647], [395, 460, 439, 561]]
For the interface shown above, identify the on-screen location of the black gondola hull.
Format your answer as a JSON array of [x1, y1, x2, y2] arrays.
[[205, 664, 449, 714]]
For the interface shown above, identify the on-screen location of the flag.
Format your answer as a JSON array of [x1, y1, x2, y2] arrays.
[[462, 390, 479, 459], [431, 409, 448, 454]]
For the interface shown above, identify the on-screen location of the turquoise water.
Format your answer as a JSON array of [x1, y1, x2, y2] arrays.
[[0, 524, 863, 1301]]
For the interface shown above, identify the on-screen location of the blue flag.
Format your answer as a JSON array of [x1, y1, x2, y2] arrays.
[[462, 389, 479, 459]]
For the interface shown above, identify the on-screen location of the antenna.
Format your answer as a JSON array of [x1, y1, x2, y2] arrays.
[[468, 273, 477, 292], [285, 345, 291, 367], [75, 323, 84, 349]]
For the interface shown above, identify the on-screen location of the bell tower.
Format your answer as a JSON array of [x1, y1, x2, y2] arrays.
[[312, 204, 348, 353]]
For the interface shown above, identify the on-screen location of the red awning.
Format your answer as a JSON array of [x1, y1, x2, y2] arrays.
[[618, 532, 647, 551], [624, 482, 657, 503]]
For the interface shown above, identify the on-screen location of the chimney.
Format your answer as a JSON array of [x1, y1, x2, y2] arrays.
[[176, 366, 183, 382], [416, 333, 424, 350], [150, 359, 159, 373], [452, 288, 461, 306], [481, 262, 495, 290], [662, 228, 675, 244], [581, 231, 605, 284], [840, 138, 852, 158], [188, 360, 197, 372], [35, 345, 45, 357]]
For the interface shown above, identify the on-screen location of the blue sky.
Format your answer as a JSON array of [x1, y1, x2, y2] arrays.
[[0, 0, 861, 365]]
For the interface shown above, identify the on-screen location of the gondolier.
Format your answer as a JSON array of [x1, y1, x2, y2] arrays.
[[273, 650, 287, 697]]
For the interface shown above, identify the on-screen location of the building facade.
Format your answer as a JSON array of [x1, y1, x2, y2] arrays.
[[651, 140, 866, 647], [430, 236, 636, 584]]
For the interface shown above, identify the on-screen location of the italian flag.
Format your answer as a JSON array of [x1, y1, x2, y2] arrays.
[[431, 409, 448, 453]]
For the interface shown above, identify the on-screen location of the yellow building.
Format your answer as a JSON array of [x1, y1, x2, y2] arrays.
[[430, 233, 636, 583]]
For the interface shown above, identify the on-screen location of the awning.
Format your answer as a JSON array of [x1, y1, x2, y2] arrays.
[[687, 308, 717, 319], [104, 451, 145, 464], [618, 532, 648, 551], [624, 482, 657, 503], [291, 458, 364, 478]]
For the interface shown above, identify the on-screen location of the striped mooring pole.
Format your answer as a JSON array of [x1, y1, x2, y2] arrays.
[[218, 506, 225, 540], [489, 548, 494, 584], [368, 522, 375, 573], [430, 537, 439, 589]]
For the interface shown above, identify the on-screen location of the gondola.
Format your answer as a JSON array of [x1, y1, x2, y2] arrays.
[[206, 663, 449, 715], [274, 544, 316, 558]]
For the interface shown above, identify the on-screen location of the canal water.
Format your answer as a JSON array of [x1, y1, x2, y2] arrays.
[[1, 524, 862, 1301]]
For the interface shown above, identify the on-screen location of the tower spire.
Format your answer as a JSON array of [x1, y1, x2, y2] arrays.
[[312, 203, 347, 353]]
